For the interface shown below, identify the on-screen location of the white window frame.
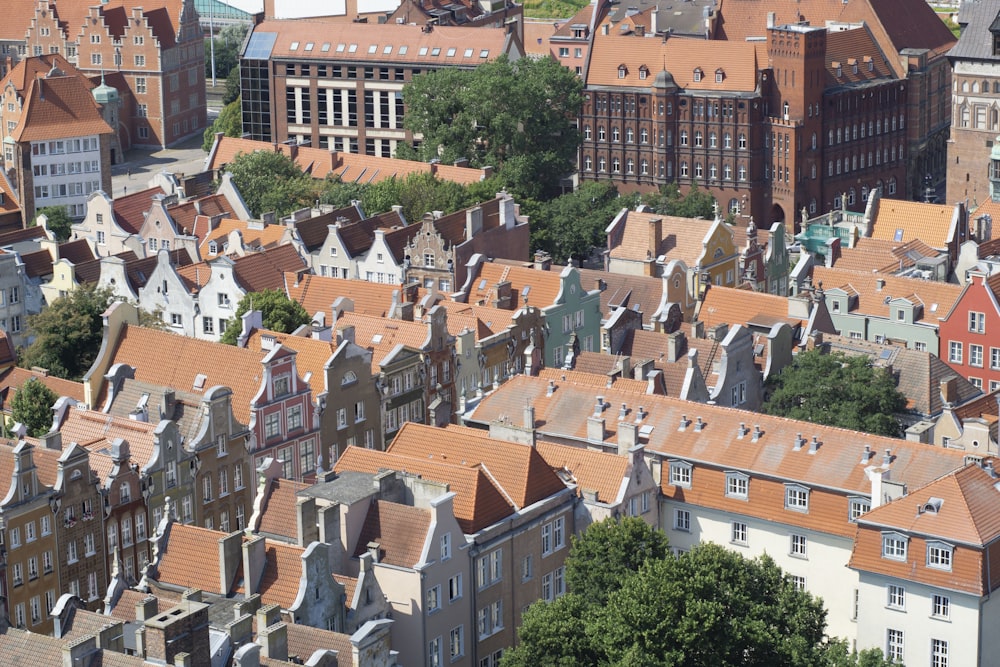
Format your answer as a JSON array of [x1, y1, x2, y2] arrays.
[[882, 532, 908, 561], [725, 472, 748, 499], [784, 484, 809, 512], [669, 461, 692, 488]]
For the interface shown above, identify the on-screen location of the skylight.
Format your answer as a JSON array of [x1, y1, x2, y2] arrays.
[[289, 41, 299, 50]]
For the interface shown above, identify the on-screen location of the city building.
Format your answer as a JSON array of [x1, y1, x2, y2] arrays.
[[239, 20, 522, 152], [938, 270, 1000, 391]]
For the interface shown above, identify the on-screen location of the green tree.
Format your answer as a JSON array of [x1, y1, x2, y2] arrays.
[[225, 150, 316, 218], [10, 378, 58, 437], [317, 176, 368, 209], [399, 55, 583, 199], [203, 97, 243, 152], [205, 23, 249, 81], [530, 180, 625, 264], [34, 205, 73, 242], [219, 289, 311, 345], [642, 181, 717, 219], [565, 516, 670, 606], [361, 172, 475, 222], [19, 284, 114, 380], [224, 64, 241, 106], [499, 594, 599, 667], [763, 349, 907, 437]]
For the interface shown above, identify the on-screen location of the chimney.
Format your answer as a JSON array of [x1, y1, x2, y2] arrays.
[[587, 415, 606, 442], [860, 445, 874, 465], [737, 422, 749, 439], [618, 421, 638, 455], [533, 250, 552, 271], [296, 497, 318, 546], [693, 416, 705, 432], [259, 623, 288, 662], [242, 535, 267, 596], [678, 414, 691, 430], [318, 504, 342, 571], [648, 217, 663, 258], [218, 532, 243, 595], [751, 424, 763, 442], [636, 406, 647, 422], [940, 377, 957, 406], [594, 395, 606, 415], [256, 604, 281, 630], [63, 636, 98, 667], [882, 449, 893, 467], [809, 435, 820, 454], [793, 433, 805, 451], [666, 331, 687, 362], [985, 460, 997, 478], [41, 430, 61, 450], [135, 596, 158, 622], [634, 24, 645, 36], [523, 403, 535, 430], [546, 379, 556, 396], [618, 402, 629, 420]]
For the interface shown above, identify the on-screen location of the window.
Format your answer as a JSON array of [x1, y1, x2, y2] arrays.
[[949, 341, 963, 364], [108, 523, 118, 553], [785, 485, 809, 512], [136, 513, 146, 541], [882, 533, 908, 560], [726, 472, 748, 499], [287, 404, 303, 431], [27, 556, 38, 580], [669, 461, 691, 487], [674, 508, 690, 531], [449, 573, 462, 601], [218, 469, 229, 497], [522, 555, 533, 581], [731, 521, 748, 545], [991, 348, 1000, 370], [927, 542, 953, 570], [932, 638, 948, 667], [970, 344, 984, 367], [477, 549, 502, 588], [10, 527, 20, 548], [969, 311, 986, 333], [441, 533, 451, 561], [541, 572, 553, 601], [427, 585, 441, 612], [450, 626, 464, 660], [932, 594, 950, 619], [429, 637, 442, 667], [25, 521, 35, 543], [790, 534, 807, 557], [885, 629, 904, 662], [849, 498, 870, 522], [790, 575, 806, 591], [355, 401, 365, 422], [264, 412, 281, 439], [541, 523, 552, 555], [886, 584, 906, 609], [84, 532, 95, 555], [202, 475, 213, 503], [40, 516, 50, 536]]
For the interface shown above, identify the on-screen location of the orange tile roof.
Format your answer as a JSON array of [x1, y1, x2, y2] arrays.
[[823, 26, 895, 86], [699, 285, 804, 329], [257, 541, 307, 609], [114, 187, 167, 235], [246, 330, 336, 391], [0, 367, 85, 404], [155, 524, 232, 593], [388, 422, 569, 509], [0, 171, 20, 217], [535, 440, 628, 504], [11, 75, 114, 142], [470, 374, 969, 500], [255, 19, 514, 65], [523, 19, 559, 58], [587, 33, 759, 90], [102, 325, 267, 423], [870, 198, 958, 249], [812, 266, 962, 322], [107, 589, 157, 622], [203, 219, 291, 255], [537, 366, 651, 394], [230, 244, 306, 293], [608, 208, 718, 265], [0, 53, 86, 96], [833, 237, 943, 274], [352, 500, 432, 568], [335, 447, 514, 533], [0, 0, 38, 41], [287, 273, 400, 321], [258, 478, 309, 541], [468, 262, 565, 310], [57, 408, 159, 481], [283, 623, 354, 666], [335, 312, 428, 372]]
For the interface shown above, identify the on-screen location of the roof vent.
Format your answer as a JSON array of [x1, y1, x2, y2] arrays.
[[751, 425, 763, 442], [679, 414, 690, 431], [546, 379, 556, 397], [619, 403, 629, 420], [860, 444, 874, 465], [793, 433, 805, 451], [737, 422, 749, 439], [882, 448, 893, 466], [984, 460, 997, 479], [808, 435, 820, 454], [594, 396, 606, 415], [693, 417, 705, 432], [636, 406, 647, 422], [193, 374, 207, 390]]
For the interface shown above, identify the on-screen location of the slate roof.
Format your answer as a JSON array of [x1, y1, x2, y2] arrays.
[[293, 205, 364, 251], [952, 0, 1000, 61]]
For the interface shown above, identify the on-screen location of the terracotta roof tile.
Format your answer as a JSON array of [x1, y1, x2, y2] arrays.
[[258, 478, 309, 541], [540, 362, 652, 394], [575, 267, 665, 327], [256, 541, 307, 609], [607, 208, 718, 266], [824, 26, 895, 85], [155, 524, 233, 593], [293, 206, 364, 251], [203, 219, 292, 255], [231, 244, 306, 293], [587, 33, 759, 91], [335, 312, 428, 372], [699, 285, 804, 329], [246, 330, 337, 392], [468, 262, 565, 310], [869, 198, 959, 250], [57, 408, 159, 482], [535, 440, 629, 504], [284, 623, 353, 666], [287, 273, 400, 321], [12, 75, 113, 143], [107, 589, 158, 622], [0, 367, 85, 404], [101, 325, 267, 423], [833, 237, 943, 274], [114, 187, 167, 235], [812, 266, 962, 323], [352, 499, 431, 568]]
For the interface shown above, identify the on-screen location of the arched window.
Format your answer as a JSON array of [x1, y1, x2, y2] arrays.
[[612, 127, 620, 142], [598, 126, 606, 141], [626, 127, 634, 143], [584, 156, 593, 171], [694, 131, 703, 147], [680, 130, 688, 146], [584, 126, 591, 140], [709, 132, 718, 148]]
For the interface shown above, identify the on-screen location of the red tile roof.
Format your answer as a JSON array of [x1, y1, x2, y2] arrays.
[[0, 367, 86, 405], [286, 273, 400, 321], [155, 523, 233, 593], [114, 187, 167, 235], [258, 478, 309, 541], [353, 500, 431, 568], [535, 440, 629, 505], [11, 75, 113, 143]]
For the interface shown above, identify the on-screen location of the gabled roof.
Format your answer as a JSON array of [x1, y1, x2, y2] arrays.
[[286, 273, 401, 321], [833, 237, 944, 274], [612, 328, 723, 394], [97, 0, 187, 49], [0, 628, 146, 667], [586, 33, 759, 90], [537, 366, 652, 395], [334, 312, 428, 372], [353, 500, 432, 568], [574, 268, 665, 327], [0, 53, 85, 97], [870, 198, 958, 249], [57, 407, 159, 481], [155, 523, 233, 594], [0, 367, 85, 405], [336, 210, 407, 257], [951, 0, 1000, 61], [257, 478, 309, 541], [335, 447, 514, 533], [101, 325, 267, 423], [699, 285, 806, 330], [467, 262, 568, 310], [256, 541, 307, 609], [167, 194, 237, 236], [114, 187, 168, 235], [231, 244, 306, 293], [293, 205, 364, 251], [11, 75, 113, 143], [812, 266, 962, 323], [607, 208, 719, 266], [202, 218, 291, 255], [245, 330, 337, 392], [824, 26, 896, 86], [535, 440, 630, 505]]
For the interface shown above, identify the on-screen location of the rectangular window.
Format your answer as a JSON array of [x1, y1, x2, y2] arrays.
[[441, 533, 451, 561], [887, 584, 905, 609], [541, 523, 552, 555], [725, 472, 748, 499], [10, 527, 20, 548], [202, 317, 215, 335], [521, 555, 533, 581], [286, 404, 303, 431], [731, 521, 748, 545], [971, 344, 984, 367], [477, 549, 502, 588], [428, 637, 441, 667], [25, 521, 35, 543], [932, 638, 948, 667], [674, 508, 691, 531], [449, 626, 464, 660], [449, 573, 462, 601], [264, 412, 281, 439], [927, 543, 953, 570], [886, 629, 904, 662], [969, 311, 986, 333], [355, 401, 365, 422], [790, 534, 807, 557], [785, 485, 809, 512], [932, 594, 950, 619], [669, 461, 691, 487], [426, 585, 441, 612], [849, 498, 871, 521], [790, 575, 806, 591], [541, 572, 553, 601], [949, 341, 963, 364], [882, 533, 907, 560]]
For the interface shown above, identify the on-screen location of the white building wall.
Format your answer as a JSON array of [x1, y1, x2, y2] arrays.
[[357, 233, 403, 285], [661, 500, 859, 643], [29, 135, 103, 219], [855, 572, 980, 667], [195, 259, 245, 341]]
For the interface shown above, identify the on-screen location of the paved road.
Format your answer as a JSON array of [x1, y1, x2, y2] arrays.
[[109, 109, 219, 198]]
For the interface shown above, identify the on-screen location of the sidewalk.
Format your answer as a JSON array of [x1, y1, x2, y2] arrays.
[[108, 124, 215, 198]]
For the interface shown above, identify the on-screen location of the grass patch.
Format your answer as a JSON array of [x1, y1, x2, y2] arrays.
[[523, 0, 588, 19]]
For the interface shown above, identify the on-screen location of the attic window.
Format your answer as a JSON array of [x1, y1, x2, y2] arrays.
[[304, 42, 314, 51], [478, 279, 487, 290], [447, 47, 456, 57], [431, 47, 441, 56], [715, 68, 724, 83], [383, 45, 393, 54], [399, 45, 408, 54], [868, 60, 874, 72], [193, 374, 207, 390], [921, 497, 943, 514], [348, 44, 358, 53], [368, 44, 378, 54], [480, 49, 489, 58], [289, 41, 299, 50], [341, 371, 358, 386], [321, 43, 331, 52], [693, 68, 702, 82], [893, 228, 904, 242], [465, 48, 474, 57], [618, 65, 627, 79], [419, 47, 428, 55], [521, 286, 531, 298], [372, 333, 383, 344], [639, 65, 648, 80], [336, 43, 345, 52]]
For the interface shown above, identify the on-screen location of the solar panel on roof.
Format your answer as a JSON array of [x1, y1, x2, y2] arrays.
[[244, 32, 277, 60]]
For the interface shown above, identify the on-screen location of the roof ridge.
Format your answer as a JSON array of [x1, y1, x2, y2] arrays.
[[476, 462, 520, 511]]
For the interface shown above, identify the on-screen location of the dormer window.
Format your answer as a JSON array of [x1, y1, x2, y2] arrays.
[[618, 65, 627, 79], [693, 68, 703, 82], [639, 65, 648, 80], [715, 68, 724, 83]]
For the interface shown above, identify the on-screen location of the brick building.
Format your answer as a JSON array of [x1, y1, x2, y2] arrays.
[[239, 20, 522, 153], [16, 0, 207, 149]]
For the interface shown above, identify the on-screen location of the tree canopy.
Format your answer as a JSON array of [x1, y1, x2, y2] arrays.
[[219, 289, 311, 345], [205, 23, 249, 82], [35, 206, 73, 242], [224, 150, 316, 218], [10, 378, 57, 437], [762, 349, 907, 437], [398, 55, 583, 199], [641, 181, 717, 220], [203, 97, 243, 152], [527, 180, 628, 264], [502, 519, 896, 667], [19, 284, 114, 380]]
